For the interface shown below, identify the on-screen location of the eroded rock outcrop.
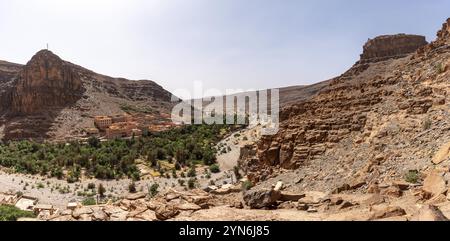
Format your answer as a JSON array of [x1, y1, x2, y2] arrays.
[[0, 49, 175, 140], [11, 50, 84, 115], [360, 34, 427, 63], [239, 18, 450, 190]]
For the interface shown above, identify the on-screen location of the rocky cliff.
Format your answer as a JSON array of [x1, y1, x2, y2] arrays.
[[0, 50, 175, 140], [359, 34, 427, 63], [240, 18, 450, 194], [10, 50, 84, 115]]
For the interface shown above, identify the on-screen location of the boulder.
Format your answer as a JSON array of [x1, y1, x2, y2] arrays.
[[423, 171, 447, 197], [155, 205, 180, 220], [361, 194, 385, 206], [135, 210, 158, 221], [165, 193, 181, 201], [332, 184, 351, 194], [339, 201, 356, 210], [72, 207, 93, 219], [274, 181, 284, 191], [126, 206, 149, 218], [185, 195, 212, 206], [243, 189, 282, 209], [176, 203, 202, 211], [232, 201, 244, 209], [432, 142, 450, 165], [392, 181, 411, 191], [78, 214, 93, 221], [297, 203, 309, 211], [381, 185, 402, 198], [92, 209, 108, 221], [104, 206, 128, 221], [425, 194, 447, 205], [126, 192, 147, 201], [410, 205, 448, 221], [370, 206, 406, 220]]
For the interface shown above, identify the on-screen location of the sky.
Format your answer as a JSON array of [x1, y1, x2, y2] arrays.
[[0, 0, 449, 99]]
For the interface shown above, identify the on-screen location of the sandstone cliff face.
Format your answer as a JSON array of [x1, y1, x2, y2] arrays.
[[11, 50, 84, 115], [0, 60, 22, 111], [359, 34, 427, 63], [240, 19, 450, 191]]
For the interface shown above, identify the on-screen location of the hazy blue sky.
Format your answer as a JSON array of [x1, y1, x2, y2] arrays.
[[0, 0, 449, 98]]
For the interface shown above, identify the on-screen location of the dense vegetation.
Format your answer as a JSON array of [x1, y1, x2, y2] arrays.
[[0, 124, 241, 182], [0, 205, 36, 221]]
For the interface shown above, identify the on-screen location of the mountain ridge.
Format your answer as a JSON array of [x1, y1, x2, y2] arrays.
[[0, 49, 175, 141]]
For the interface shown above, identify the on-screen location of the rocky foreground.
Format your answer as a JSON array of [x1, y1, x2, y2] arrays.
[[30, 169, 450, 221]]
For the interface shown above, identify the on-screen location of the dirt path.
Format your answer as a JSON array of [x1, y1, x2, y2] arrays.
[[215, 126, 262, 171]]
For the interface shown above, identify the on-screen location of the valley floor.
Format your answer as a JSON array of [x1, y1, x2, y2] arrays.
[[0, 126, 259, 210]]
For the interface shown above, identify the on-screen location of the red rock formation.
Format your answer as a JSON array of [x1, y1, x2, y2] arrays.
[[11, 50, 84, 115], [359, 34, 427, 63], [436, 18, 450, 45]]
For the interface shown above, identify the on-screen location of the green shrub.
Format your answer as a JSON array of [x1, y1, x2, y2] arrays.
[[98, 184, 106, 198], [209, 164, 221, 174], [128, 182, 137, 193], [436, 63, 446, 74], [405, 170, 419, 184], [87, 183, 96, 190], [187, 167, 197, 177], [242, 180, 253, 191], [88, 136, 101, 148], [0, 205, 36, 221], [82, 197, 96, 206], [188, 178, 196, 189], [148, 183, 159, 197]]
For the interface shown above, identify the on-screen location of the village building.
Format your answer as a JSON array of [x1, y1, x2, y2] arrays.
[[111, 113, 133, 123], [105, 121, 141, 139], [94, 116, 113, 131], [33, 204, 55, 216]]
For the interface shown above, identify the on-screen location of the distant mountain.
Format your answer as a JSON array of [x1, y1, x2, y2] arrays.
[[0, 50, 175, 141]]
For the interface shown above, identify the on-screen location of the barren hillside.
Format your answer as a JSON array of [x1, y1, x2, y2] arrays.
[[240, 20, 450, 196], [0, 50, 175, 141]]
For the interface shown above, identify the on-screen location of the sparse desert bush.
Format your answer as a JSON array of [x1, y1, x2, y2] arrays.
[[242, 180, 253, 191], [87, 183, 96, 190], [233, 166, 242, 181], [128, 182, 137, 193], [148, 183, 159, 197], [82, 197, 97, 206], [188, 178, 196, 189], [98, 184, 106, 198], [187, 167, 197, 177], [209, 164, 221, 174], [422, 118, 432, 130], [405, 170, 419, 184], [436, 62, 446, 74]]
